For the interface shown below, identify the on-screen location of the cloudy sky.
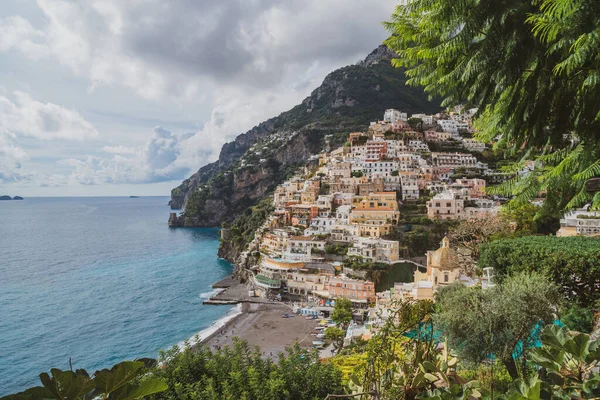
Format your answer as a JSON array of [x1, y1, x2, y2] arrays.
[[0, 0, 397, 196]]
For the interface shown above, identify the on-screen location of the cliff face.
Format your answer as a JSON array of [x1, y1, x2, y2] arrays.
[[169, 45, 441, 232]]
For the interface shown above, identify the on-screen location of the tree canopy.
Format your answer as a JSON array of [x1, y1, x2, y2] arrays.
[[331, 298, 354, 330], [384, 0, 600, 214], [478, 236, 600, 308], [435, 273, 561, 379]]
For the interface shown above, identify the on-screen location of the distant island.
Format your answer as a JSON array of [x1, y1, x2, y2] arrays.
[[129, 196, 140, 198], [0, 195, 23, 200]]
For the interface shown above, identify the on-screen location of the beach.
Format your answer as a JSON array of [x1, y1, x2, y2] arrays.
[[201, 302, 321, 357]]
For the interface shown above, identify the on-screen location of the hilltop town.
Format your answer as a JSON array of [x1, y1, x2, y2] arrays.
[[214, 108, 495, 308], [220, 106, 600, 312]]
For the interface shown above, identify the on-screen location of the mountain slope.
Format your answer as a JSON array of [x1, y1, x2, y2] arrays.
[[169, 45, 441, 228]]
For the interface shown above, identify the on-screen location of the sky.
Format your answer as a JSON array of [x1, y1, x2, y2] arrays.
[[0, 0, 398, 197]]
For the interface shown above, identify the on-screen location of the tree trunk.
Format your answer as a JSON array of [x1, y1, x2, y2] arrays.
[[503, 357, 519, 380]]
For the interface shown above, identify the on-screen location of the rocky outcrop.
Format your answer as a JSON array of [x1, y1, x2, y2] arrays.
[[0, 195, 12, 200], [168, 212, 184, 227], [169, 119, 278, 210], [169, 44, 442, 257], [357, 44, 398, 67]]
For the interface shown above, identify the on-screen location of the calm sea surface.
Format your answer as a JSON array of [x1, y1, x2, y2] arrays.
[[0, 197, 233, 395]]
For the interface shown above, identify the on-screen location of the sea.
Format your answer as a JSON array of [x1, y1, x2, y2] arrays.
[[0, 197, 234, 395]]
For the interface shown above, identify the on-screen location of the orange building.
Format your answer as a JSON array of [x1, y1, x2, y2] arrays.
[[326, 276, 376, 303], [351, 192, 399, 225]]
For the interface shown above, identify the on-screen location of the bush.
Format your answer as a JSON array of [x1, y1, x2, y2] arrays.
[[560, 304, 595, 333], [324, 243, 351, 256], [155, 340, 344, 399], [479, 236, 600, 308]]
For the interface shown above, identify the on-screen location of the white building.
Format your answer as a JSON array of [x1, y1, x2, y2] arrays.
[[401, 176, 420, 201], [305, 217, 337, 235], [464, 198, 499, 217], [408, 140, 430, 153], [384, 109, 407, 123], [411, 113, 434, 125], [335, 205, 352, 225], [347, 237, 400, 264], [354, 161, 399, 178], [557, 208, 600, 237], [462, 138, 486, 152], [437, 119, 458, 133], [431, 152, 478, 167]]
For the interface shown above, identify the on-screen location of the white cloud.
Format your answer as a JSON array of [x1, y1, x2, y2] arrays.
[[0, 0, 396, 100], [102, 145, 137, 155], [0, 135, 34, 183], [0, 91, 98, 140], [0, 0, 398, 193], [0, 15, 48, 59], [64, 126, 189, 185]]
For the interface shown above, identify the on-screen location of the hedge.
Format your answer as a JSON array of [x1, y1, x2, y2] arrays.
[[479, 236, 600, 308]]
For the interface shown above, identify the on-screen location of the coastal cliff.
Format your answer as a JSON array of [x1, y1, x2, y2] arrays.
[[169, 45, 441, 261]]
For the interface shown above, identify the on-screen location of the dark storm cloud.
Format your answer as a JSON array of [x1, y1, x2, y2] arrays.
[[121, 0, 395, 88], [124, 0, 285, 84]]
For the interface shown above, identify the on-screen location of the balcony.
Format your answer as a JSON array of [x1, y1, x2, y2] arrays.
[[254, 274, 281, 289]]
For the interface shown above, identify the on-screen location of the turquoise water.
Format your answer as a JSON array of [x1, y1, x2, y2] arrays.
[[0, 197, 233, 395]]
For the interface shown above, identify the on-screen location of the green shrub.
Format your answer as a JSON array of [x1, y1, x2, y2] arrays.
[[479, 236, 600, 308]]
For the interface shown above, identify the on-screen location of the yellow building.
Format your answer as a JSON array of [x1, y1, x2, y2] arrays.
[[356, 223, 393, 238], [301, 190, 318, 204], [412, 237, 460, 300]]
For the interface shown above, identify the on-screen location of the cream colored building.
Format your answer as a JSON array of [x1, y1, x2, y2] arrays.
[[395, 237, 461, 301], [347, 237, 399, 264], [557, 208, 600, 237]]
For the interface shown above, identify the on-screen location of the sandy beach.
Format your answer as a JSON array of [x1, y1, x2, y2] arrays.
[[201, 302, 321, 357]]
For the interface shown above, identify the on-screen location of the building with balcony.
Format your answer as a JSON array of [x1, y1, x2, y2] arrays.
[[426, 189, 468, 220], [557, 208, 600, 236], [325, 275, 376, 304], [347, 237, 400, 264], [431, 152, 477, 167], [384, 108, 406, 123], [257, 258, 306, 285]]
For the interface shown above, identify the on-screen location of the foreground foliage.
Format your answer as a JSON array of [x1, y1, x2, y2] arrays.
[[154, 340, 343, 400], [2, 360, 166, 400]]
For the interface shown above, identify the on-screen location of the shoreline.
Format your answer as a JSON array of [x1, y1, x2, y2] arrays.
[[178, 303, 243, 351], [180, 277, 321, 359], [201, 302, 321, 357]]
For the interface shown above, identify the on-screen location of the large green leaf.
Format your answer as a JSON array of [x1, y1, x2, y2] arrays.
[[564, 332, 590, 360], [103, 379, 167, 400], [93, 361, 145, 396], [39, 369, 94, 400]]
